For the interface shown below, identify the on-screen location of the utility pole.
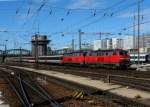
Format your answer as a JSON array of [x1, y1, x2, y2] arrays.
[[99, 32, 101, 50], [35, 21, 40, 69], [99, 33, 101, 40], [78, 29, 84, 51], [133, 15, 136, 63], [72, 39, 74, 51], [78, 29, 82, 51], [142, 33, 144, 49], [5, 40, 8, 55], [137, 0, 141, 65], [35, 34, 39, 69], [4, 40, 8, 63], [19, 47, 22, 64], [4, 44, 6, 56]]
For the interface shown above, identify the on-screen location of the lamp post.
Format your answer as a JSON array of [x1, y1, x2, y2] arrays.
[[137, 0, 141, 65], [4, 40, 8, 59], [133, 15, 136, 63]]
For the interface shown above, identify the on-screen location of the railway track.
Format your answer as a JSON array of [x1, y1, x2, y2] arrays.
[[0, 65, 122, 107], [7, 62, 150, 79], [9, 62, 150, 92], [0, 67, 61, 107], [1, 65, 149, 107]]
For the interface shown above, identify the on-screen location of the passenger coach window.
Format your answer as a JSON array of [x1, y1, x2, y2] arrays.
[[113, 52, 117, 55], [93, 53, 95, 56], [99, 52, 101, 56], [110, 52, 111, 55], [88, 53, 91, 56], [108, 52, 112, 56], [95, 53, 98, 56]]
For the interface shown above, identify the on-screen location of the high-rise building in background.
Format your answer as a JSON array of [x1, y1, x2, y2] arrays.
[[144, 35, 150, 48], [112, 38, 117, 49], [101, 38, 112, 49], [93, 38, 124, 50], [117, 39, 124, 49], [94, 40, 102, 50], [93, 34, 150, 52], [123, 36, 134, 50]]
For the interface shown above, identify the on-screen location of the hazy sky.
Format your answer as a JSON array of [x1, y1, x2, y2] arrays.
[[0, 0, 149, 50]]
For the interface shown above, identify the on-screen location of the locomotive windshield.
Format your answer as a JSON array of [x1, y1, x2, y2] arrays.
[[120, 50, 127, 55]]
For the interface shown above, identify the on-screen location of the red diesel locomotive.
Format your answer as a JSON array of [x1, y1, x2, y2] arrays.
[[62, 49, 130, 68]]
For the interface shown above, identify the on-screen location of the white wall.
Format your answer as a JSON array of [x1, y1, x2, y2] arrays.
[[93, 40, 101, 50], [123, 36, 134, 50]]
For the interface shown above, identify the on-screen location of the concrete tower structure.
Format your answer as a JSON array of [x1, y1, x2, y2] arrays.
[[31, 34, 50, 56]]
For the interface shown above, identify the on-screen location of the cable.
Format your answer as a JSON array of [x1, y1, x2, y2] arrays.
[[112, 0, 144, 17], [52, 0, 126, 35], [78, 0, 144, 29], [124, 19, 150, 31]]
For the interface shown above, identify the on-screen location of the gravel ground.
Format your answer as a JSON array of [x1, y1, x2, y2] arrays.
[[35, 75, 120, 107]]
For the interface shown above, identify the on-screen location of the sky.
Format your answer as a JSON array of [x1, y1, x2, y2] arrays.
[[0, 0, 150, 50]]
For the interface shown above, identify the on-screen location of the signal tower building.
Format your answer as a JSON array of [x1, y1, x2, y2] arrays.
[[31, 34, 50, 56]]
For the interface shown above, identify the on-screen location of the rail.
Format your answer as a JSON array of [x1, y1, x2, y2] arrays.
[[0, 65, 150, 107], [0, 67, 61, 107]]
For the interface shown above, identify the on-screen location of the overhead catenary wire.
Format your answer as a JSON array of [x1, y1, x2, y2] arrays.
[[51, 0, 126, 35], [123, 20, 150, 31], [16, 0, 134, 35], [77, 0, 145, 30], [55, 0, 139, 36], [1, 0, 149, 48]]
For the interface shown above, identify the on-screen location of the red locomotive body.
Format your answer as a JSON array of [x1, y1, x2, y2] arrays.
[[85, 49, 130, 68], [62, 49, 130, 68], [62, 51, 85, 64]]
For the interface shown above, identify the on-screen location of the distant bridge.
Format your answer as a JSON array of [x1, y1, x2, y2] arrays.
[[0, 49, 31, 57]]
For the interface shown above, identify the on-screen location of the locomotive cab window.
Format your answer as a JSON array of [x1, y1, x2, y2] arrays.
[[120, 51, 124, 55], [94, 52, 98, 56], [120, 51, 127, 55]]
